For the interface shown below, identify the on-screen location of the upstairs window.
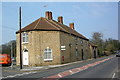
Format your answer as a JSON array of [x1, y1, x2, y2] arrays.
[[44, 48, 53, 61], [80, 40, 83, 44], [22, 32, 28, 43]]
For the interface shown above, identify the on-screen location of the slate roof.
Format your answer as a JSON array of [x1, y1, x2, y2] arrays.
[[16, 17, 89, 40]]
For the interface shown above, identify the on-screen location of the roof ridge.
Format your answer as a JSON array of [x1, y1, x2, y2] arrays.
[[43, 18, 60, 30], [34, 18, 41, 29], [61, 23, 88, 39], [58, 21, 88, 40], [49, 20, 69, 33], [74, 30, 87, 39], [50, 19, 88, 40]]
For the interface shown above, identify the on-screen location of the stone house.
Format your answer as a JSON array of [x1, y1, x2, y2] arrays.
[[89, 42, 98, 59], [16, 11, 97, 67]]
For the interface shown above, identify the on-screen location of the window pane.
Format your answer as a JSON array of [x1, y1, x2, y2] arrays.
[[25, 33, 28, 42], [23, 37, 25, 42], [26, 35, 28, 42], [44, 52, 47, 59], [48, 49, 51, 51], [48, 52, 51, 59]]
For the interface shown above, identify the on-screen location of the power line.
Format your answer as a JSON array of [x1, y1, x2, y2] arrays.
[[3, 5, 45, 21], [1, 25, 17, 30]]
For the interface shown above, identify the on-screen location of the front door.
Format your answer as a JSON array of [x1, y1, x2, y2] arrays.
[[94, 50, 96, 59], [23, 49, 29, 65], [82, 49, 84, 60]]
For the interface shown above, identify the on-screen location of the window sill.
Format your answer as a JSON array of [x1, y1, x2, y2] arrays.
[[22, 42, 29, 44], [44, 59, 53, 61]]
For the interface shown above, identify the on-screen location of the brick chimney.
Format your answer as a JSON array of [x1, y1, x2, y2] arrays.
[[69, 23, 74, 29], [45, 11, 52, 20], [45, 11, 49, 19], [58, 16, 63, 24], [49, 11, 52, 20]]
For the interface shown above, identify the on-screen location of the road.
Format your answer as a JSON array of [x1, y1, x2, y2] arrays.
[[2, 55, 119, 80], [64, 56, 118, 78]]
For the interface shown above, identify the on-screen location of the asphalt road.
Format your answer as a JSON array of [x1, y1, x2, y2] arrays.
[[64, 56, 118, 78], [2, 55, 119, 80]]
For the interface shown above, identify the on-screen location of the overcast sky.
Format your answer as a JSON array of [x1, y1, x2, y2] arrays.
[[1, 2, 118, 44]]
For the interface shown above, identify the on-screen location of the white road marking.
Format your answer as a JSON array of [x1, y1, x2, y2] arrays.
[[112, 73, 115, 78], [2, 71, 37, 79], [77, 68, 82, 71], [69, 70, 73, 74], [58, 74, 62, 78]]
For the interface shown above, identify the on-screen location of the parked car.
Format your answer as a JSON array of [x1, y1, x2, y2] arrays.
[[116, 52, 120, 57], [0, 54, 12, 66]]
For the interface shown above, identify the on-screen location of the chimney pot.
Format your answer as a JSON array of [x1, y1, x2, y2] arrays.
[[58, 16, 63, 24], [45, 11, 52, 20], [69, 23, 74, 29]]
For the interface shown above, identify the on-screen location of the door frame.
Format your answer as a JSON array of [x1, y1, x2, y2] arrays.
[[22, 49, 29, 65], [82, 49, 84, 60]]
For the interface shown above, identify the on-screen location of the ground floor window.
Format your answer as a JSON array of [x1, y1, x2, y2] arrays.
[[44, 48, 53, 61]]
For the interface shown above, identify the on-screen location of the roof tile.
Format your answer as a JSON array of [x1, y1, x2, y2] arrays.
[[16, 17, 88, 40]]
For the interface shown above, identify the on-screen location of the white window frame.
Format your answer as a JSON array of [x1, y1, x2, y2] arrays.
[[44, 48, 53, 61], [22, 32, 28, 44]]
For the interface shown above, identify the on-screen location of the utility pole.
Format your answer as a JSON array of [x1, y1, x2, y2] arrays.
[[19, 7, 22, 69]]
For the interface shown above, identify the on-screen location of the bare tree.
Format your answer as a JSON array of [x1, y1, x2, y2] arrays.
[[91, 32, 103, 44], [91, 32, 103, 56]]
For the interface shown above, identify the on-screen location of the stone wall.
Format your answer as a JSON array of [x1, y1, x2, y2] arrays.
[[16, 31, 61, 66], [60, 32, 90, 64]]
